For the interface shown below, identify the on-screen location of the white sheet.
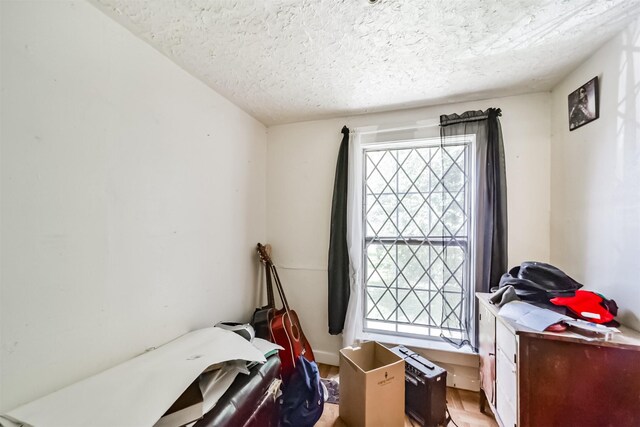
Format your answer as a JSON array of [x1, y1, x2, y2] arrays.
[[251, 338, 283, 357], [499, 301, 571, 332], [198, 360, 246, 415], [0, 327, 266, 427]]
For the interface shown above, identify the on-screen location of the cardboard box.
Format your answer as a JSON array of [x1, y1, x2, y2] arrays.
[[339, 341, 405, 427]]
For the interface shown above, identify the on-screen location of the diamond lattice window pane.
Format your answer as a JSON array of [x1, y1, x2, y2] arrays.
[[363, 139, 472, 340]]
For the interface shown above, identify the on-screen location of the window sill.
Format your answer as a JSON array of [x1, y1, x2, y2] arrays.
[[357, 331, 477, 355]]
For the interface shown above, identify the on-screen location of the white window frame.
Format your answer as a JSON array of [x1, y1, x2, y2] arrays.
[[353, 133, 477, 351]]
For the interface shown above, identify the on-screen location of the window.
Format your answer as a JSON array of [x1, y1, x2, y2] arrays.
[[362, 136, 474, 342]]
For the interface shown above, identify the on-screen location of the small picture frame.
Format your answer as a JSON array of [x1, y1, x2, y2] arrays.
[[568, 76, 599, 131]]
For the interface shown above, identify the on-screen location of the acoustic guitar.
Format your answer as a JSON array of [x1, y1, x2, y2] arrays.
[[251, 244, 277, 340], [256, 243, 315, 382]]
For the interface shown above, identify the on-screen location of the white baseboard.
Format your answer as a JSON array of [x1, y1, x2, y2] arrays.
[[314, 350, 339, 366], [447, 373, 480, 391]]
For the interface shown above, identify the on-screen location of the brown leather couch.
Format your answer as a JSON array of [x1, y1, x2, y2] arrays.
[[194, 355, 281, 427]]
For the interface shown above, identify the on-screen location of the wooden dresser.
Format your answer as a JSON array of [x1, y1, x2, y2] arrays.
[[477, 292, 640, 427]]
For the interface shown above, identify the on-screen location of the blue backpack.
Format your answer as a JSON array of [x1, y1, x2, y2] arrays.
[[280, 355, 324, 427]]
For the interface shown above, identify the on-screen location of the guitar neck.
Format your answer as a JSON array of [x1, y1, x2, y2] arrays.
[[270, 263, 290, 312], [265, 261, 276, 309], [256, 243, 292, 313]]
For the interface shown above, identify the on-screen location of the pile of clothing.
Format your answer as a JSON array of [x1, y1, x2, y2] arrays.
[[490, 262, 619, 326]]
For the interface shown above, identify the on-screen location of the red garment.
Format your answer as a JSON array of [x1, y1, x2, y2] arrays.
[[550, 290, 614, 324]]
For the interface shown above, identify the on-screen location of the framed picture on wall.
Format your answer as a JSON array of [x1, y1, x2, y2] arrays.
[[568, 76, 599, 131]]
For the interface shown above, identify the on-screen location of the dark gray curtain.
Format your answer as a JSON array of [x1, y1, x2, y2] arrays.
[[328, 126, 350, 335], [440, 108, 507, 348]]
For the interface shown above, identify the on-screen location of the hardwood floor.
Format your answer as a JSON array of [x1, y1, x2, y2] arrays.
[[316, 363, 498, 427]]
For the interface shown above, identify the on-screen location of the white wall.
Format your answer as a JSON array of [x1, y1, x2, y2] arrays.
[[0, 0, 266, 410], [550, 17, 640, 331], [266, 92, 551, 364]]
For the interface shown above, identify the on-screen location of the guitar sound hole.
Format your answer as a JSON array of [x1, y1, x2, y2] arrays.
[[291, 323, 300, 340]]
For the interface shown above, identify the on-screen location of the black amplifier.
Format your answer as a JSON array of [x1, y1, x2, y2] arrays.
[[390, 345, 447, 427]]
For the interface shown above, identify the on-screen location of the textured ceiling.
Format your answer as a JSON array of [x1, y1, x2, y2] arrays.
[[92, 0, 640, 125]]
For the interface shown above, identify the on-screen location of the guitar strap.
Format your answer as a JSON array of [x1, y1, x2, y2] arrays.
[[259, 243, 289, 312], [270, 263, 289, 311]]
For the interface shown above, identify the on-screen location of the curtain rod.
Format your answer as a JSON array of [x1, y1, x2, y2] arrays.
[[440, 108, 501, 126], [440, 114, 490, 126], [352, 122, 439, 135]]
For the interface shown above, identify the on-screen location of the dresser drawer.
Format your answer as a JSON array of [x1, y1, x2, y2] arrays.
[[496, 347, 517, 418], [496, 319, 518, 426], [496, 384, 517, 427], [496, 320, 517, 365]]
